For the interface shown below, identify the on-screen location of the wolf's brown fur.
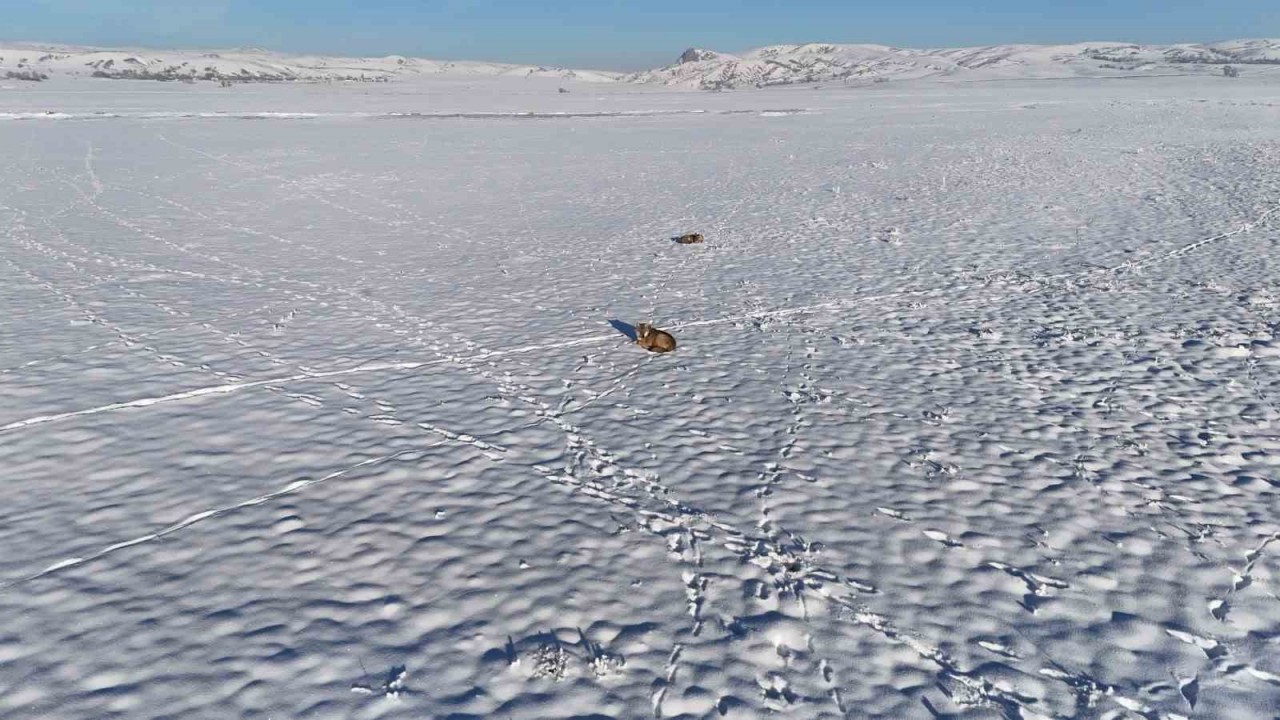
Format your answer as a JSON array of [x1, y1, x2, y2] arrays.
[[635, 323, 677, 353], [674, 233, 704, 245]]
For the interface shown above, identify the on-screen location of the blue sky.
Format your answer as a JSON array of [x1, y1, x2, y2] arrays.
[[8, 0, 1278, 70]]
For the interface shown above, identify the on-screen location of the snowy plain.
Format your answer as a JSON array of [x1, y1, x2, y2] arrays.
[[2, 71, 1280, 719]]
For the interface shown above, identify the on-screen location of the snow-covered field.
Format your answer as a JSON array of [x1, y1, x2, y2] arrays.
[[2, 73, 1280, 719]]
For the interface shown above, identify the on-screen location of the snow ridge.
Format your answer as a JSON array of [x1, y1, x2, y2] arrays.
[[0, 43, 620, 83], [626, 38, 1280, 89], [4, 38, 1279, 89]]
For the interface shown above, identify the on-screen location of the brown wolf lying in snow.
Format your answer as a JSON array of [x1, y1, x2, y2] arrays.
[[635, 323, 677, 353], [674, 233, 704, 244]]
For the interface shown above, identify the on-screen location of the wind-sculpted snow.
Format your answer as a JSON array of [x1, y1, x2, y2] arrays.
[[1, 74, 1280, 719]]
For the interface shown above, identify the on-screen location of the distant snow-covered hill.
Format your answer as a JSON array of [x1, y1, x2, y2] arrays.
[[4, 39, 1277, 89], [625, 39, 1280, 89], [0, 43, 621, 84]]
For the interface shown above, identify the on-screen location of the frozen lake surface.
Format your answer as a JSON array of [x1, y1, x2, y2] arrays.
[[2, 74, 1280, 719]]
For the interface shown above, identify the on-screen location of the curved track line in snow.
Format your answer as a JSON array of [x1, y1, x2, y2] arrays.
[[669, 286, 964, 330], [83, 141, 103, 198], [0, 290, 955, 435], [0, 283, 984, 436], [0, 448, 431, 594], [0, 361, 429, 433], [1109, 199, 1280, 274]]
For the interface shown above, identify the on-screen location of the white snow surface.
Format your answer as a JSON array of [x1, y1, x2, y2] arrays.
[[1, 72, 1280, 719], [628, 39, 1280, 89]]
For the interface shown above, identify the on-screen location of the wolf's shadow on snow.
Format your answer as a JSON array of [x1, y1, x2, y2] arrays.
[[609, 319, 637, 341]]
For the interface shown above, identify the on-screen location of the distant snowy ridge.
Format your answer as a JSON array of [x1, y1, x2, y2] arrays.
[[4, 39, 1278, 89], [0, 43, 621, 83], [625, 39, 1280, 89]]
